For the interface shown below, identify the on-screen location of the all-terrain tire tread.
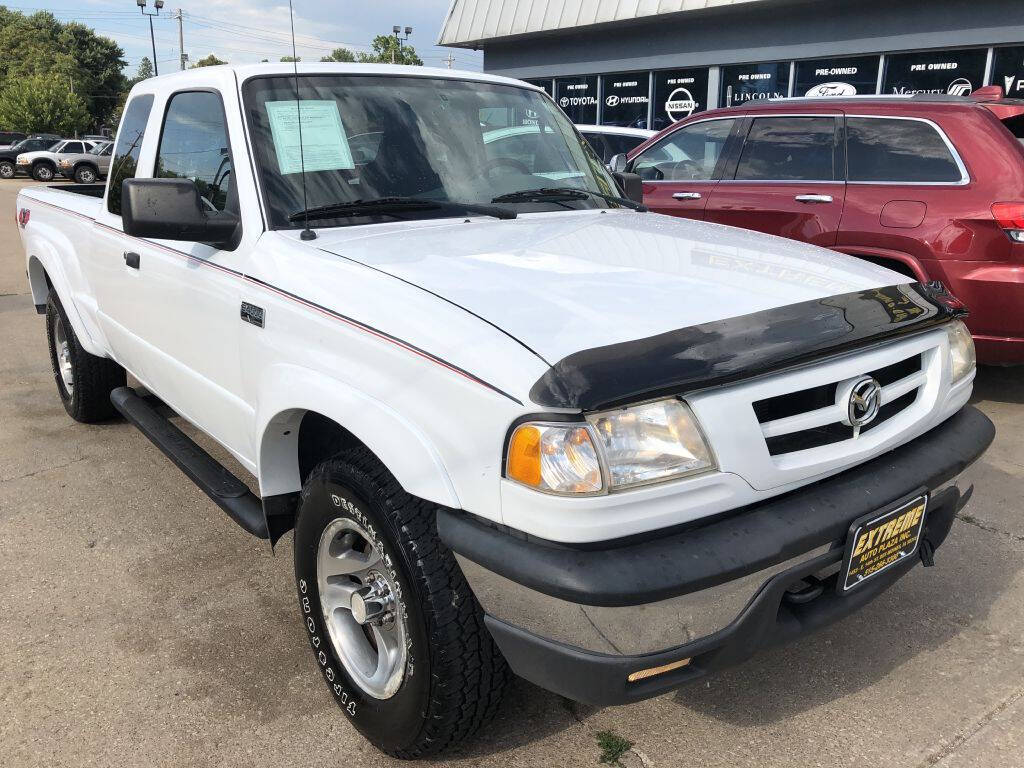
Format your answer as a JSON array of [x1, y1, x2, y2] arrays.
[[46, 293, 125, 423], [301, 447, 510, 758]]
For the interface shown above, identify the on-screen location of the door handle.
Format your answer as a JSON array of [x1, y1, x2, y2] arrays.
[[794, 194, 834, 204], [672, 192, 702, 200], [123, 251, 140, 269]]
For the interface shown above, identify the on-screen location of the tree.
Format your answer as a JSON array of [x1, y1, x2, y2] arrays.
[[280, 55, 300, 63], [191, 54, 228, 68], [0, 76, 90, 135], [359, 35, 423, 66], [135, 57, 154, 82], [0, 8, 126, 129], [321, 47, 357, 63]]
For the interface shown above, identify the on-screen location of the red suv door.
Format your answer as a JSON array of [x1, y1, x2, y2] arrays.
[[628, 116, 739, 220], [704, 114, 846, 247]]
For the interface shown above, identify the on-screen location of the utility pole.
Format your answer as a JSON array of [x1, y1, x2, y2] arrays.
[[174, 9, 187, 70], [444, 52, 455, 69], [137, 0, 165, 76]]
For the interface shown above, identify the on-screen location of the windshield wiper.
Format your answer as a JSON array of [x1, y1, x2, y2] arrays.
[[288, 196, 516, 223], [492, 187, 647, 212]]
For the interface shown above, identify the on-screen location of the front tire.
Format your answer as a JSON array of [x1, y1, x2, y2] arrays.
[[293, 448, 509, 758], [32, 162, 55, 182], [0, 160, 14, 179], [45, 293, 125, 422]]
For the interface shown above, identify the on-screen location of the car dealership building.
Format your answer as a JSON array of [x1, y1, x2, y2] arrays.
[[439, 0, 1024, 130]]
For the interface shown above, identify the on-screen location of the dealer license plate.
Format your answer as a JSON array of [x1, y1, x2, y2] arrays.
[[839, 494, 928, 593]]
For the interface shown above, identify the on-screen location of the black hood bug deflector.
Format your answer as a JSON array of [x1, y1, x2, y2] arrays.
[[529, 282, 967, 411]]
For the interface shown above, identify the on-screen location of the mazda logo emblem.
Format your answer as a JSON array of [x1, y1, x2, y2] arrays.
[[844, 376, 882, 436]]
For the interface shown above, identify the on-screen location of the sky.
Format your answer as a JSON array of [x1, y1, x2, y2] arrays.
[[13, 0, 481, 75]]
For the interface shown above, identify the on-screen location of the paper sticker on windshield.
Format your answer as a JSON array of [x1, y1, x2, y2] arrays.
[[266, 100, 354, 175]]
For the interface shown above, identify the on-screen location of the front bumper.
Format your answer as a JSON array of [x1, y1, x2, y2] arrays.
[[439, 405, 994, 706]]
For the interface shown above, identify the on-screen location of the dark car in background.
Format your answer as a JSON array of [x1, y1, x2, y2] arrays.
[[615, 87, 1024, 364], [0, 131, 27, 150], [0, 135, 62, 179]]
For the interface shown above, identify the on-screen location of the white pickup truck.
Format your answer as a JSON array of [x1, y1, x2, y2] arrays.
[[16, 64, 993, 758]]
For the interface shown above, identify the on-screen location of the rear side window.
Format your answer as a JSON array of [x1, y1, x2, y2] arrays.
[[64, 142, 85, 154], [734, 116, 837, 181], [156, 91, 235, 213], [108, 94, 154, 216], [846, 117, 964, 183]]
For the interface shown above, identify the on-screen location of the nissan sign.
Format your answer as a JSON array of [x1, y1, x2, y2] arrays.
[[664, 88, 698, 120]]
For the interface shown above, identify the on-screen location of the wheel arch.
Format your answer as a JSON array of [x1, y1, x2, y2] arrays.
[[255, 365, 461, 509], [833, 246, 928, 282]]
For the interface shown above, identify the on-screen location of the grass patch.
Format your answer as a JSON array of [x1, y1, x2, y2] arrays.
[[596, 730, 633, 766]]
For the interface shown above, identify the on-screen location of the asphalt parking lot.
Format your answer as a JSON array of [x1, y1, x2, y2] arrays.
[[1, 176, 1022, 768]]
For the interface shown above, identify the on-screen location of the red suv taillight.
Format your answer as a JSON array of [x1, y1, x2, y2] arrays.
[[991, 202, 1024, 242]]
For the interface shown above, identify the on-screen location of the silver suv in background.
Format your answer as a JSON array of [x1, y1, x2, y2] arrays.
[[58, 142, 113, 184]]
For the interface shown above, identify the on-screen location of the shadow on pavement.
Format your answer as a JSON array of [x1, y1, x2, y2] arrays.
[[972, 365, 1024, 405]]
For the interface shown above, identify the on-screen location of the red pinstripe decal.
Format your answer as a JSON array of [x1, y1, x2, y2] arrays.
[[25, 197, 519, 403]]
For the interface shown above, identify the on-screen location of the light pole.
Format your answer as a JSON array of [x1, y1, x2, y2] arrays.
[[137, 0, 164, 76], [390, 25, 411, 64]]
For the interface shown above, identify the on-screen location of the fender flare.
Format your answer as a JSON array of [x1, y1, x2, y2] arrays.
[[254, 364, 460, 508], [24, 235, 107, 357]]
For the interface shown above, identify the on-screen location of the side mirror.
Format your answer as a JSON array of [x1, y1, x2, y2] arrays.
[[611, 171, 644, 205], [122, 178, 240, 250], [608, 153, 629, 174]]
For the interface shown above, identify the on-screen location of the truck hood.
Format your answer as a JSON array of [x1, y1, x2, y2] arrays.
[[311, 210, 901, 364]]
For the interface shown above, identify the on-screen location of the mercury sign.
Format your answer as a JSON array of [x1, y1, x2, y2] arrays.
[[884, 48, 987, 96]]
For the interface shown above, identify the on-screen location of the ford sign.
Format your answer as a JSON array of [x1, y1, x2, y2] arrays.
[[805, 82, 858, 97]]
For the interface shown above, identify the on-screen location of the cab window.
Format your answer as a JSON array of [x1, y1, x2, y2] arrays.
[[156, 91, 235, 213], [108, 94, 154, 216], [632, 119, 735, 181], [734, 116, 838, 181]]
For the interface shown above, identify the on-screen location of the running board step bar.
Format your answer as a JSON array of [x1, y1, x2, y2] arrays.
[[110, 387, 269, 539]]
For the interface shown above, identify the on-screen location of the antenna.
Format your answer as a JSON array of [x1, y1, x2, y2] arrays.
[[288, 0, 316, 241]]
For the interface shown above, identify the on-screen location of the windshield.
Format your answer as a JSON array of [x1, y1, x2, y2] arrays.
[[242, 74, 620, 229]]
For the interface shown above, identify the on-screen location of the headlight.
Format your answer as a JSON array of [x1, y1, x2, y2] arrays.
[[16, 155, 26, 163], [587, 399, 715, 489], [946, 320, 976, 382], [505, 398, 716, 495]]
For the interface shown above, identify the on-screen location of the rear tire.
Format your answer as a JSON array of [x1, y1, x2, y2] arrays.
[[45, 293, 125, 422], [0, 160, 14, 179], [293, 448, 509, 758], [73, 165, 97, 184], [32, 162, 55, 182]]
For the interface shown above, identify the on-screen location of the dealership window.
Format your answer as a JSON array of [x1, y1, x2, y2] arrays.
[[992, 46, 1024, 100], [632, 118, 735, 181], [794, 55, 880, 97], [734, 116, 837, 181], [720, 62, 789, 107], [846, 117, 964, 183], [651, 68, 709, 131], [883, 48, 988, 96], [524, 78, 553, 98], [599, 71, 650, 128], [554, 76, 598, 124]]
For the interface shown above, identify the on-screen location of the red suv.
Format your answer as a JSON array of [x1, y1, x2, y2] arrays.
[[617, 89, 1024, 364]]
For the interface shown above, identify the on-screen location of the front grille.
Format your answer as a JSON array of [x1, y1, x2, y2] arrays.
[[755, 353, 924, 457]]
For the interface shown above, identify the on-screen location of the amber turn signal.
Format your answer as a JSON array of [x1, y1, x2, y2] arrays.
[[506, 424, 542, 487]]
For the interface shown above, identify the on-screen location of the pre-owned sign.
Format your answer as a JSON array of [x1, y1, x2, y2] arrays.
[[993, 46, 1024, 99], [795, 55, 880, 96], [554, 76, 598, 123], [600, 71, 650, 128], [720, 62, 789, 106], [652, 68, 709, 130], [883, 48, 987, 96]]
